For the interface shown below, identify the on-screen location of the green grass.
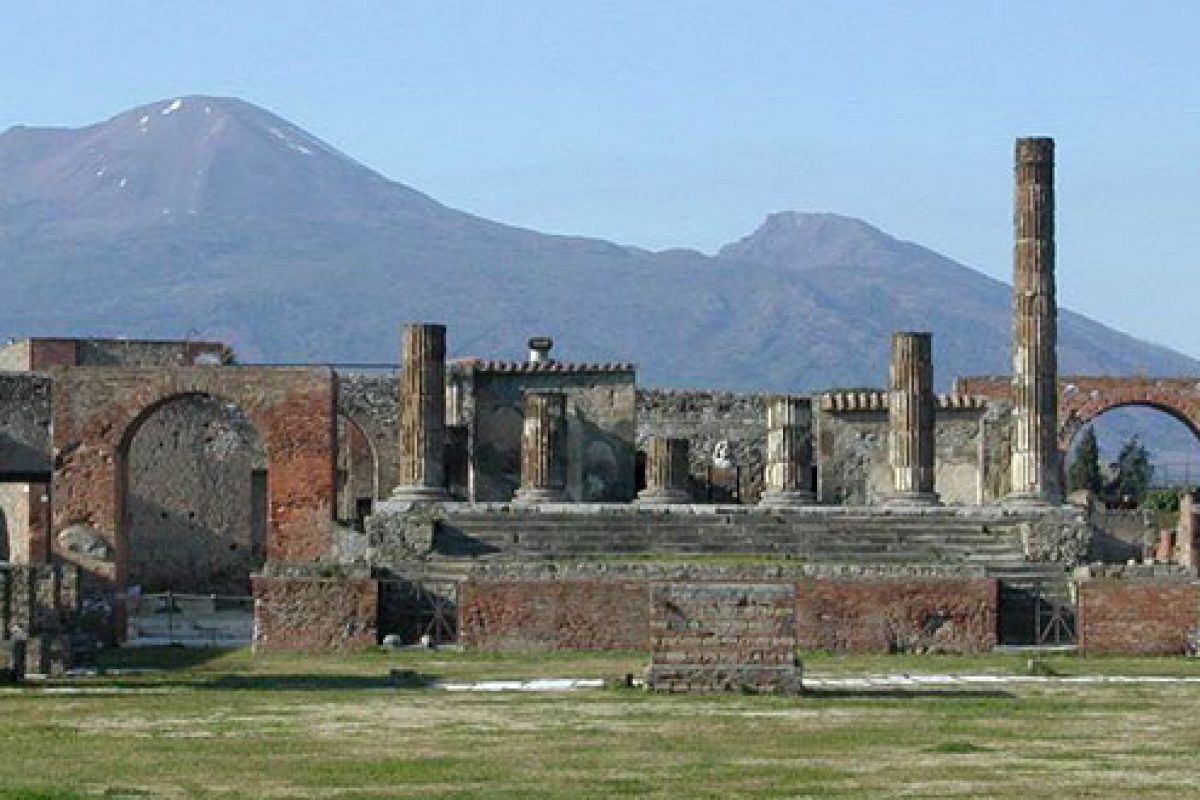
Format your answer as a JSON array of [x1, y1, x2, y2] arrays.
[[2, 648, 1199, 798]]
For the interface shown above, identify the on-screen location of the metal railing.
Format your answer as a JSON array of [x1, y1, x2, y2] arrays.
[[126, 591, 254, 647]]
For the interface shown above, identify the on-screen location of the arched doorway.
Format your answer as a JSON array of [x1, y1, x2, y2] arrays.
[[119, 393, 268, 595], [337, 414, 379, 529]]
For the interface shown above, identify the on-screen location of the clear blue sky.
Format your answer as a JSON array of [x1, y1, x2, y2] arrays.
[[4, 2, 1200, 358]]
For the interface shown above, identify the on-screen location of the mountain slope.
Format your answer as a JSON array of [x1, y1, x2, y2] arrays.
[[0, 96, 1195, 391]]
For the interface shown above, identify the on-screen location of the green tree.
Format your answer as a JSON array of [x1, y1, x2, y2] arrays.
[[1069, 426, 1103, 494], [1106, 434, 1154, 507]]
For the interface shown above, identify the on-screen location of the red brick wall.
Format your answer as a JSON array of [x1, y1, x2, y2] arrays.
[[458, 579, 650, 651], [50, 366, 336, 589], [1077, 579, 1200, 656], [794, 578, 999, 654], [252, 577, 378, 652]]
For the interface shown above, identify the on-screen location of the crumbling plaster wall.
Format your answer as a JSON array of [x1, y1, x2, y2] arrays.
[[456, 367, 636, 502], [0, 374, 51, 478], [125, 395, 267, 594]]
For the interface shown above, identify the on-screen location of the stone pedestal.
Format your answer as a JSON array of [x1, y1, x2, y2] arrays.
[[392, 323, 450, 502], [514, 391, 568, 503], [637, 437, 692, 504], [759, 395, 816, 507], [886, 332, 939, 506], [1007, 137, 1062, 506]]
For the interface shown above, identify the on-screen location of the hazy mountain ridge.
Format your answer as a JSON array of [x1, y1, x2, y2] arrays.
[[0, 96, 1196, 393]]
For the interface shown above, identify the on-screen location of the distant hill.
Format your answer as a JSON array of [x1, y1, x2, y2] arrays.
[[1, 95, 1196, 394]]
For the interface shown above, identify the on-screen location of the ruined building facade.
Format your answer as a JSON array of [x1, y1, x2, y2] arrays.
[[2, 139, 1198, 671]]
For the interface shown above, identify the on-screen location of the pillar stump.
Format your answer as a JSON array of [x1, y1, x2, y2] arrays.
[[514, 391, 568, 503], [886, 332, 939, 506], [637, 437, 692, 504], [1007, 137, 1062, 506], [759, 395, 816, 507], [392, 323, 450, 502]]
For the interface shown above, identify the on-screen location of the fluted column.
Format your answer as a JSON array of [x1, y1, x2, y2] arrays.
[[514, 391, 568, 503], [887, 332, 939, 506], [1008, 137, 1062, 505], [759, 395, 816, 507], [392, 323, 450, 501], [637, 436, 692, 504]]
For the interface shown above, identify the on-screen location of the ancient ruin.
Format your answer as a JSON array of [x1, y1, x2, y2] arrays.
[[3, 137, 1200, 685]]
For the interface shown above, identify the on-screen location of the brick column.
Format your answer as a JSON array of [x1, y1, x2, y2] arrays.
[[392, 323, 450, 502], [887, 332, 939, 506], [1007, 137, 1062, 506], [759, 395, 816, 507], [514, 391, 568, 503], [637, 436, 692, 504]]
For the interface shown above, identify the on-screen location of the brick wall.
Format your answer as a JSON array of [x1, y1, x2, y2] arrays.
[[252, 577, 378, 653], [1077, 579, 1200, 656], [458, 579, 649, 651], [795, 577, 999, 654], [646, 582, 798, 693]]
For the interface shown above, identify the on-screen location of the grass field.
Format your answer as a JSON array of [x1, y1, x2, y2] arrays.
[[2, 648, 1200, 799]]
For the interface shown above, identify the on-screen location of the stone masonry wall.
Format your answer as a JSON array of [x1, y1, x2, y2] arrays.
[[336, 372, 399, 506], [1, 564, 81, 640], [1076, 578, 1200, 656], [252, 577, 379, 652], [794, 577, 999, 654], [0, 373, 51, 478], [647, 582, 799, 693]]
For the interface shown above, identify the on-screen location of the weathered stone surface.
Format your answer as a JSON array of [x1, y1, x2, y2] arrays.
[[1008, 137, 1061, 505], [251, 577, 379, 652], [514, 391, 568, 503], [647, 582, 799, 693], [887, 333, 938, 505], [0, 564, 81, 640], [336, 372, 400, 510], [393, 324, 450, 501], [759, 395, 816, 507], [1076, 578, 1200, 655], [50, 366, 336, 592], [0, 639, 26, 683], [459, 579, 648, 651], [637, 437, 692, 504], [452, 361, 636, 502], [795, 577, 999, 654], [1179, 492, 1199, 572]]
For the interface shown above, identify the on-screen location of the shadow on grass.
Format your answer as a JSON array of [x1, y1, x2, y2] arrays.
[[87, 671, 440, 691], [90, 645, 236, 672], [802, 688, 1015, 700]]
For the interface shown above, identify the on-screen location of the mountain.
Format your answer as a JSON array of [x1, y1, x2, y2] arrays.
[[0, 95, 1196, 394]]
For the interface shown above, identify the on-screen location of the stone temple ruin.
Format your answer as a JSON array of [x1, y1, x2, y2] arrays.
[[2, 138, 1200, 688]]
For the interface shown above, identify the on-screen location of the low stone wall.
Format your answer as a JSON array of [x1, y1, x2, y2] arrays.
[[251, 577, 379, 653], [794, 577, 999, 654], [1076, 578, 1200, 656], [458, 579, 649, 651], [646, 582, 798, 693], [1, 564, 80, 639]]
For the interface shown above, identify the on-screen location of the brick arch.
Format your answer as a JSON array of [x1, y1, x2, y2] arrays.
[[1058, 382, 1200, 451], [49, 367, 336, 591]]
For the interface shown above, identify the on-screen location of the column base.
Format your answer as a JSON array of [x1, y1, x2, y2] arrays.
[[512, 487, 568, 504], [883, 492, 941, 508], [758, 490, 818, 509], [390, 485, 450, 503], [636, 489, 693, 505]]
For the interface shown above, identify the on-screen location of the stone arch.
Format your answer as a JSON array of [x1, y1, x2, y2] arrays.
[[50, 367, 336, 592], [118, 392, 269, 594]]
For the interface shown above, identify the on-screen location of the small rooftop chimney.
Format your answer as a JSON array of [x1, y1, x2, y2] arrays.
[[528, 336, 554, 364]]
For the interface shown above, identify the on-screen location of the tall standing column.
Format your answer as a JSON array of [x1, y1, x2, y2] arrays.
[[637, 436, 692, 504], [759, 395, 816, 507], [514, 391, 568, 503], [887, 332, 939, 506], [392, 323, 450, 502], [1008, 137, 1062, 505]]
